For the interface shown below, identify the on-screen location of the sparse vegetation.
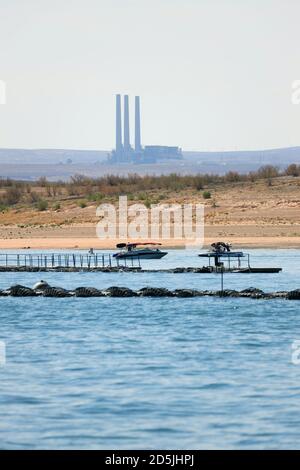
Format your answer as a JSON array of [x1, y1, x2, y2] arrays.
[[0, 203, 8, 212], [0, 165, 298, 246], [28, 191, 40, 204], [257, 165, 280, 179], [203, 191, 211, 199], [285, 163, 300, 177], [36, 199, 48, 211], [0, 164, 298, 211], [87, 192, 103, 202], [2, 186, 22, 205]]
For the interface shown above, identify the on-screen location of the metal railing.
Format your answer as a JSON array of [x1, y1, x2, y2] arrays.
[[0, 253, 141, 269]]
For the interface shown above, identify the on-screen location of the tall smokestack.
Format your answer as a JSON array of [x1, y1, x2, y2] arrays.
[[116, 94, 122, 153], [135, 96, 141, 151], [123, 95, 130, 151]]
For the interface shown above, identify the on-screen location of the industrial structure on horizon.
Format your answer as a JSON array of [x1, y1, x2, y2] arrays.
[[108, 94, 183, 164]]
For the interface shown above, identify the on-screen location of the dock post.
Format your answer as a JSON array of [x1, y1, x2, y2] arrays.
[[220, 266, 224, 294]]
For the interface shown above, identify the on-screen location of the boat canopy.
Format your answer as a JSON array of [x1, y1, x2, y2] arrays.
[[116, 242, 162, 249], [128, 242, 162, 247]]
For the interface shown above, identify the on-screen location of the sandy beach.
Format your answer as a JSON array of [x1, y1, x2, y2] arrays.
[[1, 233, 300, 250], [1, 175, 299, 249]]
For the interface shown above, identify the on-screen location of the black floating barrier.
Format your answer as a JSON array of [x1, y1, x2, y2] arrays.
[[0, 285, 299, 300]]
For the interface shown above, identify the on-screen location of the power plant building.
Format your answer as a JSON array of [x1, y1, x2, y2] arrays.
[[109, 94, 183, 164]]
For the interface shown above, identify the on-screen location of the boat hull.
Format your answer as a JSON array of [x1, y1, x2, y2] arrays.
[[114, 251, 168, 260]]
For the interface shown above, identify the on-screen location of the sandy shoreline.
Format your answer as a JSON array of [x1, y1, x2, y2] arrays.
[[0, 175, 299, 250], [1, 237, 300, 250]]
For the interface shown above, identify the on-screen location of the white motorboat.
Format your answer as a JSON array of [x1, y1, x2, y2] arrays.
[[113, 242, 168, 260]]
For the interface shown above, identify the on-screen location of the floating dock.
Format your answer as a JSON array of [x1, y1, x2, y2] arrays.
[[199, 247, 282, 273], [0, 252, 282, 273], [0, 252, 141, 272]]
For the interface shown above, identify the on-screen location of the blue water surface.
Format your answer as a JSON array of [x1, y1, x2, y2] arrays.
[[0, 249, 299, 449]]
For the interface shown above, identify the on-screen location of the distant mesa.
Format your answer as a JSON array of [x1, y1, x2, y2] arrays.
[[108, 94, 183, 164]]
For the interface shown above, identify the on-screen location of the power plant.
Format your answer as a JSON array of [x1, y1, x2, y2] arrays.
[[109, 94, 183, 164]]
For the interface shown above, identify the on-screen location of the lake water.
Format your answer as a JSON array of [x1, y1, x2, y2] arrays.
[[0, 249, 300, 449]]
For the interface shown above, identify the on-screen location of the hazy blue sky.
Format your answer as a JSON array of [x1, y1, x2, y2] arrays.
[[0, 0, 300, 151]]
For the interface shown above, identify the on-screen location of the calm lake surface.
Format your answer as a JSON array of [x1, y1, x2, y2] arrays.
[[0, 249, 300, 449]]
